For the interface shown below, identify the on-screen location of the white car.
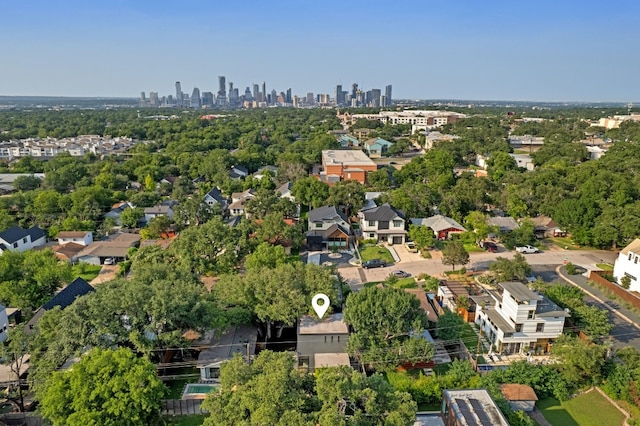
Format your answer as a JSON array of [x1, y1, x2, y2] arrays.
[[516, 245, 539, 254]]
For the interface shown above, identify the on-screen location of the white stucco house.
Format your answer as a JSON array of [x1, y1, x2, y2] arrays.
[[57, 231, 93, 247], [613, 239, 640, 292], [0, 226, 46, 253]]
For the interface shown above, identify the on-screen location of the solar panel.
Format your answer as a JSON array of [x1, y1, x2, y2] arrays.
[[455, 399, 479, 426], [469, 398, 493, 425]]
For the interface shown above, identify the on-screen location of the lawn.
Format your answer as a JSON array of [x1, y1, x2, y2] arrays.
[[165, 415, 206, 425], [459, 322, 487, 353], [364, 277, 417, 289], [463, 243, 484, 253], [549, 237, 598, 251], [537, 391, 626, 426], [71, 263, 103, 281], [596, 263, 614, 271], [359, 245, 394, 264]]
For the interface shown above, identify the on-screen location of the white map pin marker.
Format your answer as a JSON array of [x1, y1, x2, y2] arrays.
[[312, 293, 330, 319]]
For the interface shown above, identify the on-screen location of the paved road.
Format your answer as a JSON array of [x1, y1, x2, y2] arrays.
[[339, 247, 618, 290]]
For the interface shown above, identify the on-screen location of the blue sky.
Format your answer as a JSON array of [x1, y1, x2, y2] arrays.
[[1, 0, 638, 101]]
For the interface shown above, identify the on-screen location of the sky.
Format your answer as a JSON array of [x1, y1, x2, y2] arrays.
[[1, 0, 639, 102]]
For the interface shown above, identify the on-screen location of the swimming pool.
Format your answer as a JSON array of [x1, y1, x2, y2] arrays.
[[181, 383, 219, 400]]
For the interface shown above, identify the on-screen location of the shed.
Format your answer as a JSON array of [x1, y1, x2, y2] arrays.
[[500, 383, 538, 412]]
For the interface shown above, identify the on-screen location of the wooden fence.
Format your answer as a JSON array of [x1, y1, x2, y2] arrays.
[[588, 270, 640, 310]]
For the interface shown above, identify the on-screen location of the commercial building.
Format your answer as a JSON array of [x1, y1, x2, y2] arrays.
[[320, 150, 377, 184]]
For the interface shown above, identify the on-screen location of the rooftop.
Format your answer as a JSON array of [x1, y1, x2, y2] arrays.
[[196, 325, 258, 367], [314, 353, 350, 369], [499, 281, 538, 303], [443, 389, 510, 426], [500, 384, 538, 402], [299, 313, 348, 335], [57, 231, 91, 239], [411, 215, 466, 233], [322, 149, 376, 166], [621, 238, 640, 256]]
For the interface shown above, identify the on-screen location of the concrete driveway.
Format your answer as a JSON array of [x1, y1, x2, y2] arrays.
[[90, 264, 120, 285]]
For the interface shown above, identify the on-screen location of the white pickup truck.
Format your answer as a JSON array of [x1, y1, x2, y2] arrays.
[[516, 245, 539, 254]]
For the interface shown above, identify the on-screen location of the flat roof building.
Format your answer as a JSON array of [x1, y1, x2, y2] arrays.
[[442, 389, 510, 426]]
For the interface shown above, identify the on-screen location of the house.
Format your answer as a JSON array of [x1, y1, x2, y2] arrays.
[[104, 202, 134, 226], [253, 165, 278, 180], [144, 200, 176, 223], [0, 305, 9, 343], [195, 325, 258, 382], [411, 216, 466, 240], [437, 281, 471, 319], [509, 153, 535, 171], [475, 281, 569, 355], [228, 165, 249, 180], [276, 181, 296, 203], [0, 226, 46, 253], [500, 384, 538, 413], [487, 217, 520, 233], [363, 137, 393, 158], [613, 239, 640, 292], [52, 242, 85, 262], [339, 134, 360, 148], [442, 389, 509, 426], [75, 232, 141, 265], [320, 150, 377, 184], [0, 173, 45, 193], [57, 231, 93, 247], [361, 191, 384, 211], [528, 215, 564, 239], [204, 187, 228, 210], [229, 189, 256, 217], [306, 206, 352, 251], [160, 176, 178, 186], [25, 277, 95, 331], [297, 313, 350, 372], [359, 203, 407, 245]]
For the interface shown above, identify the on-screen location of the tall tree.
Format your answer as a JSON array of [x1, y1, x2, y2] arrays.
[[40, 348, 166, 426], [0, 327, 32, 411], [441, 241, 469, 271]]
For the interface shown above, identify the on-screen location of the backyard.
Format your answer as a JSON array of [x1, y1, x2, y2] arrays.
[[537, 390, 626, 426], [165, 415, 206, 425], [71, 263, 103, 281]]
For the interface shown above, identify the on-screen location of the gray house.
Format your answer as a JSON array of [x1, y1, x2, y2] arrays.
[[306, 206, 352, 251], [297, 313, 350, 372]]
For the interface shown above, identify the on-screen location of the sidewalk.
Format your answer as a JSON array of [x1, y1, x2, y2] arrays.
[[557, 265, 640, 331]]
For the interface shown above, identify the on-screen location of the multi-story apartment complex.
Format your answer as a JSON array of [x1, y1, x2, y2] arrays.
[[0, 135, 141, 160], [474, 281, 569, 355], [343, 110, 466, 128]]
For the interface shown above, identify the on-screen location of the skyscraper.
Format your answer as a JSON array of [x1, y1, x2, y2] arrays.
[[385, 85, 393, 105], [371, 88, 382, 107], [335, 85, 344, 106], [286, 88, 292, 104], [351, 83, 358, 99], [262, 81, 267, 103], [175, 81, 183, 106], [253, 84, 260, 101], [217, 76, 227, 105], [244, 87, 252, 101], [191, 87, 201, 108]]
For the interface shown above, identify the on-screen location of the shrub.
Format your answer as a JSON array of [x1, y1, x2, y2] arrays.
[[565, 262, 577, 275]]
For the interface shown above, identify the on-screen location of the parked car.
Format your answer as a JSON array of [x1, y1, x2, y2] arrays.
[[480, 241, 498, 253], [516, 245, 539, 254], [104, 257, 115, 265], [390, 270, 411, 278], [362, 259, 387, 269], [404, 241, 418, 253]]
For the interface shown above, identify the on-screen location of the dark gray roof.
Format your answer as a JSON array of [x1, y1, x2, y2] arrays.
[[308, 206, 349, 224], [536, 296, 570, 317], [42, 278, 94, 310], [306, 223, 351, 239], [499, 282, 538, 303], [361, 203, 405, 221], [0, 226, 45, 245], [205, 187, 226, 202]]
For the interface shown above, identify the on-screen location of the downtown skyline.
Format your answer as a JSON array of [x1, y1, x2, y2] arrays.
[[1, 0, 639, 102]]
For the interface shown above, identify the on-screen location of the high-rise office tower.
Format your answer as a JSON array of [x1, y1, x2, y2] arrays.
[[175, 81, 183, 106], [385, 85, 392, 105], [244, 87, 253, 101], [149, 92, 159, 106], [140, 92, 146, 102], [262, 82, 267, 102], [306, 93, 314, 105], [351, 83, 358, 99], [253, 84, 260, 101], [271, 89, 277, 105], [228, 82, 237, 106], [191, 87, 201, 108], [202, 92, 214, 107], [335, 85, 344, 105], [286, 88, 292, 104], [371, 88, 382, 107], [217, 76, 227, 105]]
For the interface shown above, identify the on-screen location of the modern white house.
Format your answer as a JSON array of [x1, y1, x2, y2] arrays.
[[358, 203, 407, 245], [0, 226, 46, 253], [613, 239, 640, 292], [474, 281, 569, 355], [57, 231, 93, 247]]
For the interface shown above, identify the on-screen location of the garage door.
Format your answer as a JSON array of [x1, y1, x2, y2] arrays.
[[392, 236, 403, 245]]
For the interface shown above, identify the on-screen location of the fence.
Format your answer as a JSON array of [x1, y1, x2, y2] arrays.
[[161, 399, 208, 416], [588, 270, 640, 311]]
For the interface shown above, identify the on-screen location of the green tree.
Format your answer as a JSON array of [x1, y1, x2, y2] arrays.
[[408, 224, 434, 250], [0, 327, 32, 411], [552, 335, 606, 387], [40, 348, 166, 426], [441, 240, 469, 271], [140, 215, 171, 239], [573, 305, 613, 339], [291, 177, 330, 209], [435, 311, 465, 341], [13, 175, 41, 191], [487, 151, 518, 181], [489, 253, 531, 282], [327, 180, 366, 217], [119, 207, 144, 228], [343, 286, 432, 370], [245, 242, 288, 270]]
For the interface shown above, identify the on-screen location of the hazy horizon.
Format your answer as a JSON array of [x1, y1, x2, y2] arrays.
[[2, 0, 639, 102]]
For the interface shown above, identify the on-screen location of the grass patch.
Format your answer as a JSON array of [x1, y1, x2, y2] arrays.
[[537, 391, 626, 426], [460, 322, 487, 353], [360, 246, 394, 264], [71, 263, 103, 281], [463, 243, 484, 253], [550, 236, 598, 251], [390, 277, 418, 289], [596, 263, 614, 271], [165, 415, 206, 425]]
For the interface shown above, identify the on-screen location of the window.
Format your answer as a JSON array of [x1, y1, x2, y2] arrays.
[[331, 336, 334, 343], [528, 310, 535, 320], [635, 256, 638, 264], [368, 220, 376, 227], [630, 253, 633, 261], [393, 220, 402, 227], [515, 324, 523, 333], [625, 272, 637, 281], [315, 222, 323, 228], [536, 323, 544, 333], [22, 238, 27, 244], [369, 233, 375, 239], [12, 242, 18, 249]]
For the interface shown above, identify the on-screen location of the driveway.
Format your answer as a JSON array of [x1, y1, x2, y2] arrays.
[[90, 264, 120, 285]]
